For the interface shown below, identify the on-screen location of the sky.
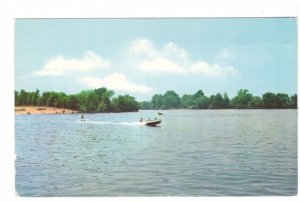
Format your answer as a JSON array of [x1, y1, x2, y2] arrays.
[[15, 18, 297, 101]]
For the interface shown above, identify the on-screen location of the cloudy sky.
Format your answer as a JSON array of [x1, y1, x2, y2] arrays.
[[15, 18, 297, 101]]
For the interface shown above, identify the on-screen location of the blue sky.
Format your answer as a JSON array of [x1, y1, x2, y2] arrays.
[[15, 18, 297, 101]]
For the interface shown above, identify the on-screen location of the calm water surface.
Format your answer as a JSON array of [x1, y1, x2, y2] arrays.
[[15, 110, 297, 196]]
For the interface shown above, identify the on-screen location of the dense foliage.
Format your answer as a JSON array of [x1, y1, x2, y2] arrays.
[[15, 88, 297, 112], [15, 88, 139, 113], [140, 89, 297, 110]]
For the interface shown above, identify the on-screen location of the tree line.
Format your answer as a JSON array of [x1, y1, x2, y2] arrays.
[[15, 88, 297, 112], [15, 88, 140, 113], [140, 89, 297, 110]]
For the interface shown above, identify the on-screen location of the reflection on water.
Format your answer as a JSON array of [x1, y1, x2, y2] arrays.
[[15, 110, 297, 196]]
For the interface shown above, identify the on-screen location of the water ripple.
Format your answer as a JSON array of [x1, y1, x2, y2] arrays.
[[15, 110, 297, 196]]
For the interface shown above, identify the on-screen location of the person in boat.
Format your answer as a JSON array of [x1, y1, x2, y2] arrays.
[[139, 118, 143, 122]]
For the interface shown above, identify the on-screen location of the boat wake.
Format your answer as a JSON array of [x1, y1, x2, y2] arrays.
[[80, 121, 143, 126]]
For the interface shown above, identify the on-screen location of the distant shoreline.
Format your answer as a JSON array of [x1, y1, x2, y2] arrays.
[[15, 106, 78, 115], [15, 106, 297, 115]]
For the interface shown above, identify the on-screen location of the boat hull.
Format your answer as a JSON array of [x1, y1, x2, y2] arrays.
[[144, 119, 161, 126]]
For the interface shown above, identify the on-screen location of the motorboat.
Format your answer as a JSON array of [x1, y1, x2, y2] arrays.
[[139, 118, 162, 126], [144, 119, 161, 126]]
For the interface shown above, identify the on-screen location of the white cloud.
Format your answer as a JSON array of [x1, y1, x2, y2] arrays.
[[34, 51, 110, 76], [163, 42, 189, 61], [130, 39, 189, 73], [137, 57, 186, 73], [130, 38, 239, 77], [191, 61, 238, 77], [130, 38, 156, 57], [131, 39, 189, 62], [80, 73, 152, 93]]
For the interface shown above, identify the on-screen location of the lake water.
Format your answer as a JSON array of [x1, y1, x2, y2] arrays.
[[15, 110, 297, 196]]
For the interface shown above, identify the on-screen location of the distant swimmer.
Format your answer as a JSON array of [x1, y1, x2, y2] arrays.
[[81, 114, 85, 122]]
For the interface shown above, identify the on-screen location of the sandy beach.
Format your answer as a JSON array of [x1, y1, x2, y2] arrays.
[[15, 106, 78, 115]]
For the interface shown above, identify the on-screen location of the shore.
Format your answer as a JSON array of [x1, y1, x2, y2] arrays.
[[15, 106, 78, 115]]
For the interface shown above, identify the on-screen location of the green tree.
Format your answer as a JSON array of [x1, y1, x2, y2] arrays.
[[15, 91, 19, 106], [111, 95, 139, 112], [67, 95, 78, 110], [193, 90, 204, 98], [97, 100, 108, 112], [101, 89, 114, 111], [86, 91, 99, 112], [151, 94, 164, 109], [139, 101, 152, 109], [40, 91, 53, 106], [194, 95, 209, 109], [231, 89, 252, 109], [94, 88, 107, 99], [214, 93, 224, 109], [209, 93, 224, 109], [262, 92, 277, 109], [290, 94, 297, 109], [223, 93, 230, 109], [18, 89, 27, 106], [55, 92, 68, 108], [30, 89, 40, 106], [162, 90, 181, 109], [76, 91, 89, 112], [248, 96, 262, 109], [26, 92, 34, 105], [181, 94, 194, 109], [275, 93, 290, 109], [47, 93, 59, 107], [193, 90, 209, 109]]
